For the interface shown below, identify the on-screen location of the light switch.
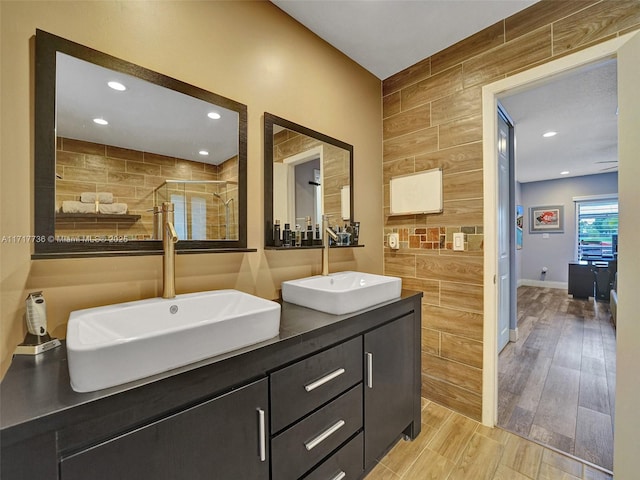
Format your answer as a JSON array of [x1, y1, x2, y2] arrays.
[[453, 232, 464, 251]]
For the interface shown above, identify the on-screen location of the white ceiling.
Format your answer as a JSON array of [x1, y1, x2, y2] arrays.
[[500, 59, 618, 183], [271, 0, 537, 80], [56, 53, 239, 165], [272, 0, 619, 182]]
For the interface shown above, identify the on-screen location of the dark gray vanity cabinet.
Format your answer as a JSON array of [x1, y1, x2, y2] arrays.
[[60, 378, 269, 480], [364, 313, 417, 470], [1, 292, 423, 480]]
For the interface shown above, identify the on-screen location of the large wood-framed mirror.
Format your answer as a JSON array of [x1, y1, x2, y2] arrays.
[[263, 113, 353, 248], [33, 30, 250, 258]]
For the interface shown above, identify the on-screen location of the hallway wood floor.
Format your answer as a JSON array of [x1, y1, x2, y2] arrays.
[[498, 286, 616, 471]]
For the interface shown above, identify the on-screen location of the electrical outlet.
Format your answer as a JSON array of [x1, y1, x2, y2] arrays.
[[453, 232, 464, 251], [388, 232, 400, 250]]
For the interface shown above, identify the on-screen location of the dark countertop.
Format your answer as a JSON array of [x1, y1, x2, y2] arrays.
[[1, 291, 422, 448]]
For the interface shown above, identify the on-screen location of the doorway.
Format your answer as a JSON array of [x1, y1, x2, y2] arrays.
[[482, 31, 640, 476]]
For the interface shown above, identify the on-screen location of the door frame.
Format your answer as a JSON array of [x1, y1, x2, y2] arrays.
[[482, 32, 636, 427]]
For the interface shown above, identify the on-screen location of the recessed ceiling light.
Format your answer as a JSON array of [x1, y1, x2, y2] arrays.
[[93, 118, 108, 125], [560, 171, 570, 175], [543, 131, 557, 138], [107, 81, 126, 91], [207, 112, 221, 120], [199, 150, 209, 156]]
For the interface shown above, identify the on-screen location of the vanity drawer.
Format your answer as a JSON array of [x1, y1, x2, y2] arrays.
[[271, 384, 363, 480], [305, 432, 364, 480], [271, 336, 362, 432]]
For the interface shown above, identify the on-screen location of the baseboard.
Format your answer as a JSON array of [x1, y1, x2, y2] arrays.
[[519, 279, 568, 290]]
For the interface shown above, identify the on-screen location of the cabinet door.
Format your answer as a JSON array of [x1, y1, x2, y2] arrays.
[[60, 378, 269, 480], [364, 314, 415, 468]]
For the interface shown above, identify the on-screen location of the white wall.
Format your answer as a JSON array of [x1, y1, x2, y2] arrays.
[[520, 172, 618, 284]]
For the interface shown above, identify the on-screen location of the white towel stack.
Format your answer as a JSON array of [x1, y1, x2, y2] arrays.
[[61, 192, 128, 215]]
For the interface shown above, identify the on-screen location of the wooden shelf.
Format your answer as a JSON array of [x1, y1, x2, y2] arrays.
[[56, 213, 141, 222]]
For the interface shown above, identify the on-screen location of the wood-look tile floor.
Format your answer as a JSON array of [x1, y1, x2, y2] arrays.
[[498, 286, 616, 471], [366, 399, 612, 480]]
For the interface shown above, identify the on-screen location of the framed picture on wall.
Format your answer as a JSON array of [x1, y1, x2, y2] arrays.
[[516, 205, 523, 249], [529, 205, 564, 233]]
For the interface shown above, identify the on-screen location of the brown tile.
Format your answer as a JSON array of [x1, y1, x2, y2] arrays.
[[439, 114, 483, 150], [421, 328, 440, 356], [442, 169, 483, 201], [553, 0, 640, 55], [62, 166, 107, 183], [505, 0, 598, 41], [500, 433, 543, 479], [56, 150, 85, 167], [537, 462, 581, 480], [421, 374, 482, 421], [365, 462, 400, 479], [383, 103, 431, 141], [383, 252, 416, 277], [422, 304, 483, 342], [448, 433, 503, 480], [161, 164, 193, 180], [431, 86, 482, 126], [401, 66, 463, 110], [467, 234, 484, 252], [122, 160, 160, 177], [422, 352, 482, 394], [383, 157, 415, 184], [86, 155, 127, 171], [422, 401, 453, 430], [143, 151, 176, 166], [416, 254, 483, 284], [475, 425, 512, 445], [61, 138, 106, 155], [441, 333, 483, 369], [427, 411, 478, 463], [401, 277, 440, 304], [107, 171, 145, 186], [424, 199, 483, 226], [440, 281, 483, 314], [106, 145, 144, 161], [463, 26, 552, 88], [383, 126, 438, 162], [431, 21, 504, 74], [414, 142, 483, 176], [492, 464, 531, 480], [408, 235, 421, 249], [400, 446, 455, 480], [379, 424, 438, 476], [383, 91, 402, 118], [382, 56, 431, 96], [55, 180, 95, 196]]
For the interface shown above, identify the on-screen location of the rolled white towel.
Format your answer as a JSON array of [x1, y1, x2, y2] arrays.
[[61, 201, 96, 214], [99, 203, 128, 215], [81, 192, 114, 204]]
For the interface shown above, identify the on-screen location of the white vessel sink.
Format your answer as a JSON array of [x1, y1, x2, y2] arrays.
[[66, 290, 281, 393], [281, 271, 402, 315]]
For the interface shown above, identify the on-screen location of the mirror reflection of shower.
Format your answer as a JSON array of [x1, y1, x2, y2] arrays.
[[213, 192, 233, 240], [153, 180, 237, 241]]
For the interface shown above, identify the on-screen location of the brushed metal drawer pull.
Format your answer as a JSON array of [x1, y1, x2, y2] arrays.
[[304, 419, 346, 451], [304, 368, 346, 392], [257, 408, 266, 462], [331, 471, 346, 480], [366, 352, 373, 388]]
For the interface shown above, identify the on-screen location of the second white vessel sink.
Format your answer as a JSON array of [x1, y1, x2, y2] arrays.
[[281, 271, 402, 315], [66, 290, 281, 393]]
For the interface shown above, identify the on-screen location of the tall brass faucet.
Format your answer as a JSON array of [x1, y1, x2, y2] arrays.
[[162, 202, 179, 298], [322, 215, 338, 276]]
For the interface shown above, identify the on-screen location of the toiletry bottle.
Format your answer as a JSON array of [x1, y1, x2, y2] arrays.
[[283, 223, 291, 247], [305, 216, 313, 246], [273, 220, 282, 247], [294, 224, 301, 247], [314, 223, 322, 246], [351, 221, 360, 245]]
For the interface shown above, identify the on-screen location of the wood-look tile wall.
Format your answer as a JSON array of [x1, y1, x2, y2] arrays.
[[273, 128, 350, 227], [55, 137, 238, 240], [382, 0, 640, 420]]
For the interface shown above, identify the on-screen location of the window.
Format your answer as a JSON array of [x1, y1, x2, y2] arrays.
[[576, 198, 618, 260]]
